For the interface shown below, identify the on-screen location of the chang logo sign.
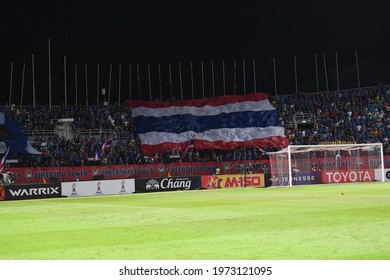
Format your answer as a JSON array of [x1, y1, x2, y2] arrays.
[[160, 178, 192, 190], [136, 176, 200, 193]]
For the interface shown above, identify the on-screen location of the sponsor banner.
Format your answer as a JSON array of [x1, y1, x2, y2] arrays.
[[201, 174, 265, 189], [62, 179, 135, 197], [5, 160, 269, 184], [322, 170, 375, 183], [135, 176, 201, 193], [3, 155, 390, 184], [5, 183, 62, 201], [375, 169, 390, 181], [266, 172, 323, 187]]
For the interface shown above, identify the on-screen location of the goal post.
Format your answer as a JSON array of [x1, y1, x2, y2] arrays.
[[268, 143, 385, 186]]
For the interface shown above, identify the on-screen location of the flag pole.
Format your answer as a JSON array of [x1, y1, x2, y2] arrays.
[[294, 55, 298, 94], [137, 64, 141, 100], [48, 38, 52, 110], [243, 59, 246, 94], [355, 49, 361, 88], [9, 62, 13, 106], [148, 63, 152, 101], [169, 63, 173, 100], [20, 63, 25, 108], [335, 51, 340, 92], [211, 61, 215, 98], [108, 64, 112, 103], [179, 62, 183, 100], [64, 55, 67, 106], [314, 53, 319, 92], [119, 64, 122, 104], [129, 64, 132, 100], [190, 62, 194, 99], [75, 64, 78, 105], [253, 58, 256, 93], [273, 57, 278, 96], [97, 64, 100, 105], [201, 61, 205, 98], [32, 55, 36, 109], [85, 64, 89, 106], [323, 53, 329, 92], [234, 60, 237, 95], [222, 60, 226, 95], [158, 63, 162, 101]]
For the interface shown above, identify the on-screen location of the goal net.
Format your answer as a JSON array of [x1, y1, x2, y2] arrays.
[[268, 143, 385, 186]]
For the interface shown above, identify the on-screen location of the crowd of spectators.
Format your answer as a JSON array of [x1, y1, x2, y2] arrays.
[[1, 84, 389, 168], [271, 84, 390, 154]]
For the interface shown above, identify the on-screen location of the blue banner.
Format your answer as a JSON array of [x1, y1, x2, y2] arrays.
[[0, 112, 40, 154]]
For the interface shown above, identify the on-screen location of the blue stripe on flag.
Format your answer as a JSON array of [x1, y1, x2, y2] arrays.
[[133, 110, 280, 134]]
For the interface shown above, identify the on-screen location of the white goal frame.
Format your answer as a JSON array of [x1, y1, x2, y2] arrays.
[[268, 143, 385, 186]]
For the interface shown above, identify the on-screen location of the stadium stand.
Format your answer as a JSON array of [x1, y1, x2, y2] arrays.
[[1, 85, 389, 168], [271, 85, 389, 155]]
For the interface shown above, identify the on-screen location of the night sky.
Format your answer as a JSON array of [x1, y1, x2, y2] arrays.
[[1, 0, 389, 106]]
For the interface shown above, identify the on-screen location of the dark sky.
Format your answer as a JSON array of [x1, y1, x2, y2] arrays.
[[1, 0, 389, 106]]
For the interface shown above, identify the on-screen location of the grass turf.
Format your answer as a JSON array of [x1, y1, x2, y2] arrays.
[[1, 182, 389, 260]]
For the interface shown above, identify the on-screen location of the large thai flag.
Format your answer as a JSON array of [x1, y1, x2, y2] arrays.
[[127, 93, 289, 155]]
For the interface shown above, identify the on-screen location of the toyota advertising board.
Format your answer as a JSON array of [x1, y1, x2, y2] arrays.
[[322, 170, 375, 183]]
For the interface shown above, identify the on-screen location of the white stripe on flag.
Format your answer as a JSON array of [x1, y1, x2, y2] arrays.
[[138, 126, 286, 145], [132, 99, 275, 118]]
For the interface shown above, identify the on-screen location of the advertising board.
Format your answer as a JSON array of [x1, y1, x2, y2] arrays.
[[201, 174, 265, 189], [61, 179, 135, 197], [135, 176, 202, 193], [4, 183, 62, 200]]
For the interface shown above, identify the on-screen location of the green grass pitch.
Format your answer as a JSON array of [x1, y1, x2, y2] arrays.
[[1, 182, 390, 260]]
